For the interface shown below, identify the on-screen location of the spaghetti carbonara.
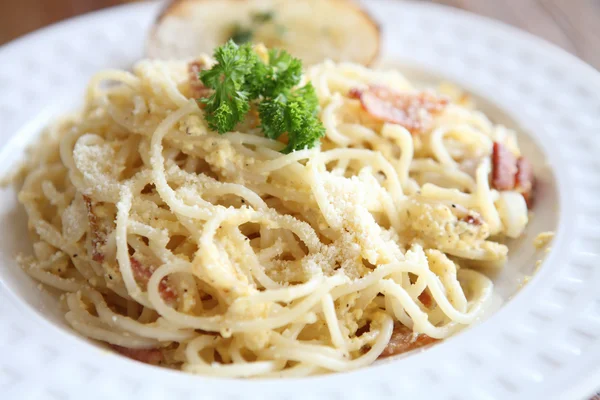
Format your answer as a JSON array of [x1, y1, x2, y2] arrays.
[[16, 53, 535, 377]]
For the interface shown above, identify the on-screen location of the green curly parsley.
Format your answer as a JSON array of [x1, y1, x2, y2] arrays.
[[199, 41, 325, 153]]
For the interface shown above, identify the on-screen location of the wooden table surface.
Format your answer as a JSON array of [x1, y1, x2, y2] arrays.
[[1, 0, 599, 70]]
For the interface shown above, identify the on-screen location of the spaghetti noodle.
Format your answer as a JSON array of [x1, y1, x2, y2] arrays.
[[16, 56, 534, 377]]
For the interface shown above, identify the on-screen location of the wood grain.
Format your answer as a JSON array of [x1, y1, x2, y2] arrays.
[[0, 0, 598, 69]]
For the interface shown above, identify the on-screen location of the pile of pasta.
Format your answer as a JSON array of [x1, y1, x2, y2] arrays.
[[16, 57, 534, 377]]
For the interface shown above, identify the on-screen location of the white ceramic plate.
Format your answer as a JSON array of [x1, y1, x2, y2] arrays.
[[1, 1, 599, 399]]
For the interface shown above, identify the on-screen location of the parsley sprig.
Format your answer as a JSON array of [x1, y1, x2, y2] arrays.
[[199, 41, 325, 153]]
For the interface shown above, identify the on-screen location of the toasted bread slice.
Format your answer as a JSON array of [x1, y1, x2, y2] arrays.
[[146, 0, 380, 66]]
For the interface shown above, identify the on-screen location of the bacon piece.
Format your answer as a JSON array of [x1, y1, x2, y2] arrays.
[[129, 257, 177, 302], [461, 214, 482, 226], [418, 291, 432, 308], [82, 195, 105, 263], [379, 324, 438, 358], [112, 345, 163, 365], [188, 60, 212, 99], [491, 142, 517, 191], [491, 142, 536, 208], [349, 86, 448, 134], [515, 157, 535, 208], [348, 87, 363, 99]]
